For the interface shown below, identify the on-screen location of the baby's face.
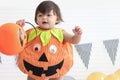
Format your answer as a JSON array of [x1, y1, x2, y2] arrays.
[[36, 10, 58, 29]]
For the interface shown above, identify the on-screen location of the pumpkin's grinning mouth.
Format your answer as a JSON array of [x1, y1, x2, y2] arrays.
[[23, 60, 64, 77]]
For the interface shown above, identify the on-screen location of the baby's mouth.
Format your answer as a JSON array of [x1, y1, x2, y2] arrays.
[[42, 21, 48, 24]]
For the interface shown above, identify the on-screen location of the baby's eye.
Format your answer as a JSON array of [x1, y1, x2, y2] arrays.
[[49, 45, 57, 54], [38, 14, 42, 17], [33, 44, 41, 52], [47, 14, 52, 16]]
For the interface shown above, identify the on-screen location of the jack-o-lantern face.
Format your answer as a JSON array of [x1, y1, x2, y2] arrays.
[[18, 28, 73, 80]]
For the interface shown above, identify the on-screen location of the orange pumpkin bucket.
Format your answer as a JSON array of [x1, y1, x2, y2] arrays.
[[18, 28, 73, 80], [0, 23, 27, 55]]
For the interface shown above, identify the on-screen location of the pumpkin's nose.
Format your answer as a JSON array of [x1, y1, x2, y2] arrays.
[[39, 53, 48, 62]]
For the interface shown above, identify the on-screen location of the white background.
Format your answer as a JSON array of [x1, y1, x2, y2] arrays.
[[0, 0, 120, 80]]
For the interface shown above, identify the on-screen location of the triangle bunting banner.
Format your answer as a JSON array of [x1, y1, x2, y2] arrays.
[[74, 43, 92, 68], [0, 55, 1, 63], [103, 39, 119, 65], [15, 55, 18, 65]]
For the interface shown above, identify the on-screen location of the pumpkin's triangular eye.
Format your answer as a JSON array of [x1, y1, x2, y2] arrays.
[[51, 29, 63, 43], [28, 29, 41, 42], [40, 31, 51, 46]]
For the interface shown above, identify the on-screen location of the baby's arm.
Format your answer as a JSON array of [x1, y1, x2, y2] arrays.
[[16, 19, 31, 36], [62, 26, 82, 44]]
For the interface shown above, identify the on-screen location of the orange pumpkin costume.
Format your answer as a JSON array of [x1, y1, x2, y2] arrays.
[[18, 27, 73, 80]]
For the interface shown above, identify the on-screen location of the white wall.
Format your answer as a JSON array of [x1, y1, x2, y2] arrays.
[[0, 0, 120, 80]]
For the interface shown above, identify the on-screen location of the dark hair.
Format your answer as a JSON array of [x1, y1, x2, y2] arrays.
[[35, 0, 63, 24]]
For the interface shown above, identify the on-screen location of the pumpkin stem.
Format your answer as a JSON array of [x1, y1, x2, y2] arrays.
[[25, 21, 37, 37]]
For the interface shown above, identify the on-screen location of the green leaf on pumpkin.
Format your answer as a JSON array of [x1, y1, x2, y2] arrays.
[[28, 28, 63, 46], [40, 31, 51, 46], [28, 29, 41, 42], [51, 29, 63, 43]]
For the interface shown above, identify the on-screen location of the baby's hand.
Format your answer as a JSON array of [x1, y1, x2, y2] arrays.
[[72, 26, 82, 36], [16, 19, 25, 27]]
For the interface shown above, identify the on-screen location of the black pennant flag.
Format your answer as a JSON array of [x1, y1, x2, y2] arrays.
[[103, 39, 119, 65], [74, 43, 92, 68]]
